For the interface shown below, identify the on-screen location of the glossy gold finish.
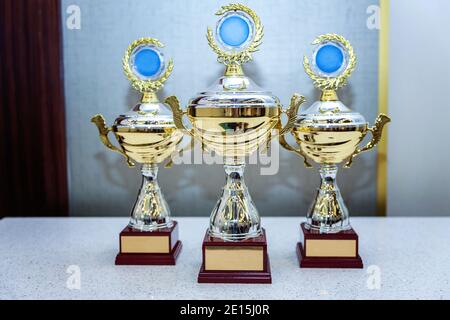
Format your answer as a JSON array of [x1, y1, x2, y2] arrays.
[[279, 93, 306, 136], [224, 64, 244, 76], [345, 114, 391, 168], [289, 114, 390, 167], [113, 128, 183, 164], [164, 95, 192, 136], [91, 114, 134, 167], [141, 92, 159, 104], [166, 95, 305, 157], [188, 107, 280, 157], [320, 90, 339, 102], [278, 94, 313, 167], [292, 126, 367, 165]]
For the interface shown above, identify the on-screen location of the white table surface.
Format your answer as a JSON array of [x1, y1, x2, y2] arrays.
[[0, 217, 449, 300]]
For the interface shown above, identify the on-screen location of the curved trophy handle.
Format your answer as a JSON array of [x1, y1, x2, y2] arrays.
[[279, 135, 313, 169], [163, 96, 199, 167], [164, 96, 194, 136], [279, 93, 306, 136], [261, 93, 306, 154], [90, 114, 135, 167], [277, 94, 312, 168], [344, 114, 391, 168]]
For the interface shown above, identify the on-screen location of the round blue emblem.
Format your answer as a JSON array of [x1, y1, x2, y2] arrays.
[[134, 48, 161, 78], [218, 15, 251, 47], [315, 44, 344, 74]]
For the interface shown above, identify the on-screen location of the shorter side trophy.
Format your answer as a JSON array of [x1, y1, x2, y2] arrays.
[[91, 38, 183, 265], [280, 34, 390, 268]]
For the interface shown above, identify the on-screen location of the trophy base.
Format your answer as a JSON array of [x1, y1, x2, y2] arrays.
[[297, 223, 363, 269], [115, 221, 182, 265], [198, 229, 272, 284]]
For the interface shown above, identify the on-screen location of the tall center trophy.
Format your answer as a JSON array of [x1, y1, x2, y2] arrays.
[[280, 34, 391, 268], [91, 38, 184, 265], [166, 4, 303, 283]]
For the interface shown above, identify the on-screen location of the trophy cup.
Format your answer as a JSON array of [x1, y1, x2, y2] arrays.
[[165, 4, 304, 283], [91, 38, 184, 265], [280, 34, 391, 268]]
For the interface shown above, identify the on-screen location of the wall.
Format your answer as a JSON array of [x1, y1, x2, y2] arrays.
[[387, 0, 450, 216], [62, 0, 380, 217]]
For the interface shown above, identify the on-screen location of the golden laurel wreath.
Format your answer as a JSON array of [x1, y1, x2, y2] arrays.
[[303, 34, 357, 91], [206, 3, 264, 65], [123, 38, 174, 93]]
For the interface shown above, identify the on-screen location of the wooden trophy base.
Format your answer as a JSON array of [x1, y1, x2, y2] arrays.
[[198, 229, 272, 284], [297, 223, 363, 269], [115, 221, 182, 265]]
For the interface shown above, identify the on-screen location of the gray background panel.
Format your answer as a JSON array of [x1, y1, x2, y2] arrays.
[[388, 0, 450, 216], [62, 0, 380, 217]]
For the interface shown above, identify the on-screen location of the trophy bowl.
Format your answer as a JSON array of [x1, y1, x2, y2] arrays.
[[187, 79, 281, 158], [112, 106, 182, 164], [291, 101, 369, 165]]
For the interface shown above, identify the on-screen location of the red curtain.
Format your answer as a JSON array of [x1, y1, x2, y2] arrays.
[[0, 0, 68, 217]]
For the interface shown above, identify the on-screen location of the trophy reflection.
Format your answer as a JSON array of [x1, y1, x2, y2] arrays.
[[280, 34, 390, 268], [91, 38, 183, 265], [166, 4, 303, 283]]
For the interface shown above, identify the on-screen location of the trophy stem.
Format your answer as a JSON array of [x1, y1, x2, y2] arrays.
[[128, 163, 173, 231], [305, 164, 351, 234], [208, 158, 261, 241]]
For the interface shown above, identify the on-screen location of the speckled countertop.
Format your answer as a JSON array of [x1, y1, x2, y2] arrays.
[[0, 217, 449, 300]]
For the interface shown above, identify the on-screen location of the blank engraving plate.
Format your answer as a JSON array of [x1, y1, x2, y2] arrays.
[[305, 239, 357, 258], [121, 235, 170, 254], [205, 246, 264, 271]]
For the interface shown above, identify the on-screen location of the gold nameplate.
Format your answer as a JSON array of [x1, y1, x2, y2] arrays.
[[305, 239, 357, 258], [121, 235, 170, 254], [205, 246, 264, 271]]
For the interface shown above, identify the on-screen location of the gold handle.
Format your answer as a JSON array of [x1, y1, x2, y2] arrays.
[[277, 94, 312, 168], [279, 93, 306, 136], [164, 96, 194, 136], [255, 93, 306, 154], [279, 134, 313, 168], [163, 96, 200, 167], [344, 114, 391, 168], [90, 114, 135, 167], [166, 95, 212, 155]]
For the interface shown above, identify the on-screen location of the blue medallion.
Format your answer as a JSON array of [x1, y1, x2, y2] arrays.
[[315, 44, 344, 74], [134, 48, 161, 78], [219, 15, 250, 47]]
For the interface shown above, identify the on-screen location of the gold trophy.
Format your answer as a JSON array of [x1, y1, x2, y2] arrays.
[[165, 4, 304, 283], [91, 38, 183, 265], [280, 34, 391, 268]]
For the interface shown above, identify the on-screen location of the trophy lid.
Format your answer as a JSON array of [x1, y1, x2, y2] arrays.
[[297, 100, 367, 130], [188, 4, 280, 110], [114, 38, 177, 131], [297, 34, 367, 130]]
